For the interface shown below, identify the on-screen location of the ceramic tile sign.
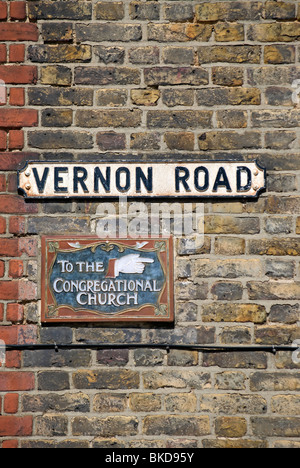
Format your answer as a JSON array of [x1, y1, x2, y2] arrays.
[[19, 161, 266, 199], [41, 236, 174, 323]]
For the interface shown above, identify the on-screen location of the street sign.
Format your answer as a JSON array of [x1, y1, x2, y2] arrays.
[[41, 236, 174, 323], [19, 161, 266, 199]]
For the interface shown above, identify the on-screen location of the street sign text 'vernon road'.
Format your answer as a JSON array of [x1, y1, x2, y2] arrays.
[[19, 161, 266, 199]]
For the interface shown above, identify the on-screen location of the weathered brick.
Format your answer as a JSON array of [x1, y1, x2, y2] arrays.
[[28, 1, 92, 20], [130, 132, 160, 150], [195, 2, 263, 22], [96, 89, 127, 107], [145, 67, 208, 86], [214, 22, 244, 42], [23, 392, 90, 413], [215, 417, 247, 438], [96, 132, 126, 151], [195, 258, 262, 278], [75, 67, 140, 86], [41, 109, 73, 128], [96, 2, 125, 21], [143, 369, 211, 390], [203, 303, 266, 324], [73, 369, 140, 390], [28, 87, 93, 107], [247, 281, 300, 300], [164, 132, 194, 151], [72, 416, 138, 437], [162, 89, 194, 107], [41, 66, 72, 86], [28, 131, 93, 149], [271, 396, 300, 415], [199, 131, 261, 151], [76, 109, 142, 128], [264, 44, 295, 64], [248, 23, 300, 42], [148, 23, 212, 42], [129, 46, 159, 64], [95, 46, 125, 64], [147, 110, 212, 129], [198, 45, 261, 64], [131, 89, 160, 106], [264, 1, 296, 20], [129, 393, 161, 412], [196, 88, 261, 106], [162, 47, 194, 65], [252, 417, 300, 438], [28, 45, 91, 63], [42, 23, 73, 43], [129, 2, 160, 20], [199, 393, 267, 414], [248, 238, 300, 256], [143, 415, 210, 436], [76, 24, 142, 42], [35, 415, 68, 437]]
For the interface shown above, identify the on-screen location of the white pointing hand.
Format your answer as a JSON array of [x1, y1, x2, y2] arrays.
[[115, 254, 154, 276]]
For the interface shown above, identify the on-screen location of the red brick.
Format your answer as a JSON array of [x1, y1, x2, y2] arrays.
[[0, 173, 5, 191], [0, 2, 7, 20], [5, 350, 21, 368], [9, 260, 23, 278], [0, 152, 38, 171], [0, 325, 37, 345], [10, 1, 26, 20], [0, 416, 32, 436], [0, 303, 3, 321], [0, 65, 37, 85], [4, 394, 18, 414], [6, 303, 24, 323], [0, 260, 4, 278], [9, 88, 25, 107], [0, 109, 38, 128], [9, 88, 25, 106], [9, 216, 25, 235], [0, 195, 38, 214], [0, 23, 38, 41], [19, 238, 37, 256], [0, 44, 6, 63], [7, 173, 17, 192], [2, 440, 19, 448], [0, 217, 6, 234], [0, 279, 36, 301], [0, 81, 6, 106], [0, 130, 6, 150], [9, 44, 25, 63], [18, 280, 37, 301], [9, 130, 24, 150], [0, 238, 19, 257], [0, 372, 34, 391], [0, 281, 19, 300]]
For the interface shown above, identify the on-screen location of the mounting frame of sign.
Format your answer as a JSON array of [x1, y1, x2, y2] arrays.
[[18, 160, 266, 199], [41, 236, 174, 323]]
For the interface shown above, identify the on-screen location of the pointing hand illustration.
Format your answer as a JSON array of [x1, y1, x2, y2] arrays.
[[115, 254, 154, 276]]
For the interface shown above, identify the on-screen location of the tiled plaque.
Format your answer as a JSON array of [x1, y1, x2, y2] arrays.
[[41, 236, 174, 323]]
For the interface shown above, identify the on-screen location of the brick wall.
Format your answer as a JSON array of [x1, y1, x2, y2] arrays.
[[0, 0, 300, 448]]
